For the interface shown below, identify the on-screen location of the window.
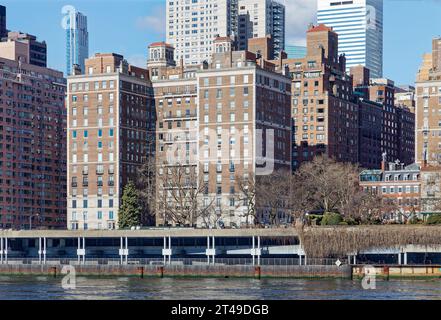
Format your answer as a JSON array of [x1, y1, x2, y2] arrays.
[[109, 129, 114, 137]]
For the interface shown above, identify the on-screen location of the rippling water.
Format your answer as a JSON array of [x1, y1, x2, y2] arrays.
[[0, 276, 441, 300]]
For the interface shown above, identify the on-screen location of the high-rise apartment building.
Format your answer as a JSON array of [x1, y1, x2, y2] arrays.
[[415, 37, 441, 166], [0, 5, 7, 39], [351, 67, 415, 167], [66, 53, 155, 230], [66, 9, 89, 76], [0, 46, 67, 229], [283, 24, 359, 170], [395, 85, 416, 113], [0, 32, 47, 67], [166, 0, 284, 65], [317, 0, 383, 78], [148, 38, 292, 227], [166, 0, 233, 66], [237, 0, 285, 57]]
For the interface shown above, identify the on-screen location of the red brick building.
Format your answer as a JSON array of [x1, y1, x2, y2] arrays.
[[0, 46, 66, 229]]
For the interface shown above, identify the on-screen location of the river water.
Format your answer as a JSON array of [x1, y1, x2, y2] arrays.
[[0, 276, 441, 300]]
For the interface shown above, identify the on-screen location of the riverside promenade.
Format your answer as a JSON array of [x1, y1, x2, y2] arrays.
[[2, 227, 441, 279]]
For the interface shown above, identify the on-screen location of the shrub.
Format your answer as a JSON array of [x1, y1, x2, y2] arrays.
[[321, 212, 343, 226], [408, 216, 423, 225], [426, 214, 441, 225], [307, 214, 323, 226], [343, 217, 358, 225]]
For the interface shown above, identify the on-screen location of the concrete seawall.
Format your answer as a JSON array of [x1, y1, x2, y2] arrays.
[[0, 264, 351, 279], [352, 265, 441, 279]]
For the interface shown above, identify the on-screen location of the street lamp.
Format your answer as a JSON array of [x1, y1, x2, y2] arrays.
[[29, 213, 40, 230]]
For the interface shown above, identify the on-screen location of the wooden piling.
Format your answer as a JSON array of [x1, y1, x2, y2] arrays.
[[138, 266, 144, 279], [254, 266, 261, 279], [49, 266, 57, 278], [157, 266, 164, 278]]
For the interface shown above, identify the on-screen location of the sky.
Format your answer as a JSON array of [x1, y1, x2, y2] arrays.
[[1, 0, 441, 85]]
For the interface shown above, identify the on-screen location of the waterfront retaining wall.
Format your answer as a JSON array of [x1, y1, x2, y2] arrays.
[[0, 264, 351, 279], [352, 265, 441, 279]]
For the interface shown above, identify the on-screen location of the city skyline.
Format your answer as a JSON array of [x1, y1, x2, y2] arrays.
[[0, 0, 439, 85]]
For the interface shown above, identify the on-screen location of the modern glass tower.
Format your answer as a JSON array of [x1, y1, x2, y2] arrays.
[[66, 9, 88, 76], [0, 5, 6, 39], [317, 0, 383, 78], [285, 45, 307, 59]]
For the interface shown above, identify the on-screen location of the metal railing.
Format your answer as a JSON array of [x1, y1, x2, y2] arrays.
[[0, 257, 348, 266]]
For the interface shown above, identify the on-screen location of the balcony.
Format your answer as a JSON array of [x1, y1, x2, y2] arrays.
[[71, 182, 78, 187], [162, 112, 197, 120], [82, 181, 89, 187], [96, 169, 104, 175], [108, 181, 115, 187], [97, 181, 103, 187]]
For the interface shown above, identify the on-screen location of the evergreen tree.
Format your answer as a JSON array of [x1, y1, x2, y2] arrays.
[[118, 181, 142, 229]]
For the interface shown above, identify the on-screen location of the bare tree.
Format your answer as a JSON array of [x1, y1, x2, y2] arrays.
[[294, 156, 352, 214], [157, 164, 218, 227], [136, 157, 157, 226], [235, 174, 257, 227], [256, 169, 291, 226], [291, 156, 401, 225], [286, 171, 312, 225]]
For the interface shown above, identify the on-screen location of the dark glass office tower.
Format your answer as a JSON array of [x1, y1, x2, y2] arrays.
[[0, 5, 6, 39]]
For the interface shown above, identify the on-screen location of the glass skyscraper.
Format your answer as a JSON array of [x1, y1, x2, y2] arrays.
[[0, 5, 7, 39], [317, 0, 383, 78], [66, 9, 88, 76], [285, 45, 307, 59]]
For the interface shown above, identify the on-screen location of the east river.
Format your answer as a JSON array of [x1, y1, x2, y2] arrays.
[[0, 276, 440, 300]]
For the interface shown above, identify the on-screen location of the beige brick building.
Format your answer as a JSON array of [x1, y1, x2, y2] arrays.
[[148, 38, 291, 228], [416, 37, 441, 166], [66, 53, 155, 230], [279, 24, 359, 170]]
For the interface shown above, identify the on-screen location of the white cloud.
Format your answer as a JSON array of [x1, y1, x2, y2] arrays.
[[127, 54, 147, 68], [282, 0, 317, 46], [136, 6, 166, 36]]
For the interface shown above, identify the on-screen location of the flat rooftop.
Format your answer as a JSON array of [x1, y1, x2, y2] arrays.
[[0, 228, 299, 239]]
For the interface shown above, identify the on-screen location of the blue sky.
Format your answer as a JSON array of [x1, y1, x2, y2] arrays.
[[2, 0, 441, 85]]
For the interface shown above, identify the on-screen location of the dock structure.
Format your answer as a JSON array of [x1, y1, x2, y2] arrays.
[[2, 228, 441, 269], [0, 228, 303, 267]]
